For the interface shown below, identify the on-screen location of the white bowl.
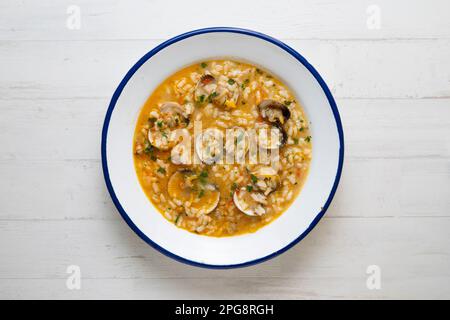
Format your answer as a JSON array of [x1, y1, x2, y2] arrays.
[[102, 27, 344, 268]]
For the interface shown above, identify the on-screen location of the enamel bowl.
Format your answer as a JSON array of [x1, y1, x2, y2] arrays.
[[102, 27, 344, 268]]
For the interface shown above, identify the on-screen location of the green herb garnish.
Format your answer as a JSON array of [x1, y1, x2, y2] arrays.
[[250, 174, 258, 184], [199, 170, 208, 184], [246, 185, 253, 192], [144, 142, 154, 154], [227, 79, 235, 85], [201, 62, 207, 68], [144, 142, 157, 161], [207, 92, 218, 102], [157, 167, 166, 174], [241, 79, 250, 89], [305, 136, 311, 143]]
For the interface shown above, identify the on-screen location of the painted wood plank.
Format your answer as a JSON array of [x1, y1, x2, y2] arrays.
[[1, 0, 449, 300], [1, 40, 449, 100], [0, 217, 448, 299], [1, 0, 449, 41], [0, 157, 448, 220], [0, 98, 448, 220], [339, 99, 450, 160], [1, 98, 448, 162]]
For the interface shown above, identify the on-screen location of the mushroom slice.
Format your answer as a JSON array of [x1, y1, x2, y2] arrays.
[[190, 183, 220, 215], [160, 101, 184, 114], [160, 102, 189, 128], [167, 170, 220, 215], [167, 170, 195, 203], [251, 166, 280, 195], [258, 99, 291, 125], [233, 187, 267, 216], [147, 102, 189, 150], [148, 128, 172, 151], [195, 128, 224, 165], [256, 122, 287, 150]]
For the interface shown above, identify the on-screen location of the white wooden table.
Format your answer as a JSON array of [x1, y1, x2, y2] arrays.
[[0, 0, 449, 299]]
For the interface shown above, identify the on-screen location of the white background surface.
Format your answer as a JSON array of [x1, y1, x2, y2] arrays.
[[0, 0, 449, 299]]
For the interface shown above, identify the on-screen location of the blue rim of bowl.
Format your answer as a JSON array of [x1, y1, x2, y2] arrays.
[[101, 27, 344, 269]]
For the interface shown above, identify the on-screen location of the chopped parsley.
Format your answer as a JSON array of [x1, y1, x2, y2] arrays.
[[227, 79, 235, 85], [157, 167, 166, 174], [250, 174, 258, 184], [198, 95, 205, 103], [305, 136, 311, 143], [201, 62, 207, 68], [231, 182, 238, 192], [198, 189, 205, 198], [284, 100, 292, 106], [199, 170, 208, 184], [207, 91, 218, 103], [144, 142, 153, 154], [174, 214, 180, 224], [241, 79, 250, 89], [144, 143, 157, 161], [156, 121, 163, 128], [293, 137, 299, 144], [246, 185, 253, 192]]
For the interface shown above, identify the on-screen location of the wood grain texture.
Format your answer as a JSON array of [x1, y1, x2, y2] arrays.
[[1, 40, 449, 100], [1, 98, 449, 161], [1, 0, 449, 40], [0, 218, 449, 299], [0, 157, 448, 221], [0, 0, 449, 299]]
